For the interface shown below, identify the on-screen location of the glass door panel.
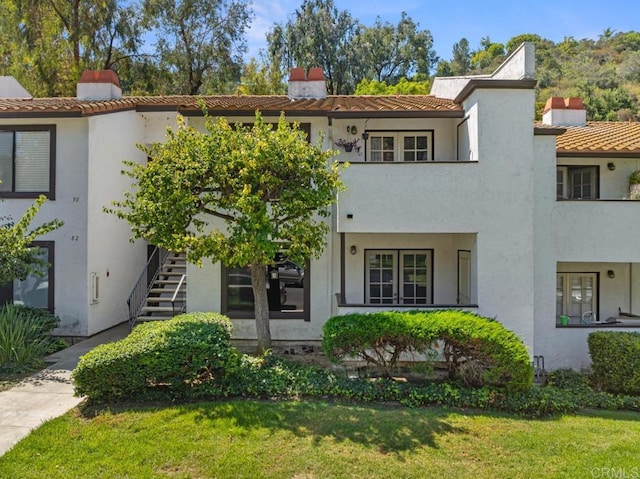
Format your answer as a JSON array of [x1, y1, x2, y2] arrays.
[[366, 251, 396, 303], [399, 251, 431, 304]]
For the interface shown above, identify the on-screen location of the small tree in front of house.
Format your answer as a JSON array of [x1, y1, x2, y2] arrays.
[[109, 111, 344, 352], [0, 194, 63, 286]]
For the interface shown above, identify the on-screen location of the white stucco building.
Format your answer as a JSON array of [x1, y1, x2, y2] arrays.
[[1, 43, 639, 369]]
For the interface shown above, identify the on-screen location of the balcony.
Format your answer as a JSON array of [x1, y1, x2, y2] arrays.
[[553, 200, 640, 261], [337, 162, 480, 233]]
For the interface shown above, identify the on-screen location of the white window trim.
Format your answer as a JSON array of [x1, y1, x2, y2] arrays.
[[556, 272, 598, 324], [365, 249, 433, 305], [367, 131, 434, 162]]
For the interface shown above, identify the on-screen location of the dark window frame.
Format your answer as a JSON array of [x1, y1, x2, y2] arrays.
[[363, 248, 435, 305], [556, 165, 599, 200], [221, 261, 310, 321], [0, 124, 56, 199], [0, 241, 55, 312]]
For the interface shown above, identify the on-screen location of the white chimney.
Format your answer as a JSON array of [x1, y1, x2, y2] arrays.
[[542, 97, 586, 127], [76, 70, 122, 101], [288, 67, 327, 99], [0, 76, 32, 99]]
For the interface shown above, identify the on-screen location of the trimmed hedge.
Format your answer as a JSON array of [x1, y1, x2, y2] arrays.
[[72, 312, 238, 401], [588, 331, 640, 395], [323, 310, 532, 391]]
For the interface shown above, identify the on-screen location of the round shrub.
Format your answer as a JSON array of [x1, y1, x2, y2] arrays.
[[323, 310, 532, 391], [72, 312, 238, 401]]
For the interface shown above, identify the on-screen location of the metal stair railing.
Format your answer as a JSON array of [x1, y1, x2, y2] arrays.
[[171, 274, 187, 316], [127, 246, 169, 329]]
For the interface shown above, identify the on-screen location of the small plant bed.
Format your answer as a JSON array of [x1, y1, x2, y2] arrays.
[[0, 304, 66, 379], [72, 312, 640, 418]]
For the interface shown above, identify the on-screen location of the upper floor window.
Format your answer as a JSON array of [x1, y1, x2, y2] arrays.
[[557, 166, 598, 200], [367, 131, 433, 162], [0, 125, 56, 199]]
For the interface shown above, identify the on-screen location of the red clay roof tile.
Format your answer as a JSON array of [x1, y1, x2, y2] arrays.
[[0, 95, 462, 117]]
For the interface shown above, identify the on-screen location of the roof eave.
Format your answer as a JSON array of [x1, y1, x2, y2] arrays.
[[557, 150, 640, 158]]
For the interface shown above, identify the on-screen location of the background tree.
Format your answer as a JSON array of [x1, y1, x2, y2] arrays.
[[470, 36, 505, 71], [109, 112, 343, 352], [435, 37, 470, 77], [354, 77, 430, 95], [236, 57, 286, 95], [6, 0, 147, 96], [353, 13, 437, 83], [267, 0, 359, 94], [0, 195, 62, 286], [143, 0, 252, 94]]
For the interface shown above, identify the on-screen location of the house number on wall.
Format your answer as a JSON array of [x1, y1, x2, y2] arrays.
[[72, 197, 80, 202], [71, 235, 79, 241]]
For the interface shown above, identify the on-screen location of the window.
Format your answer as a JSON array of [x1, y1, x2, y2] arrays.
[[367, 131, 433, 162], [556, 272, 598, 324], [365, 249, 433, 304], [557, 166, 598, 200], [0, 242, 54, 312], [223, 260, 308, 320], [0, 125, 55, 198]]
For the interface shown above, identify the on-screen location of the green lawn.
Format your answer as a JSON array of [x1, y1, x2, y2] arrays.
[[1, 400, 639, 478]]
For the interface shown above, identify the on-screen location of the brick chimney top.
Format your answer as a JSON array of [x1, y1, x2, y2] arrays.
[[77, 70, 122, 100], [288, 67, 326, 99], [542, 97, 586, 127]]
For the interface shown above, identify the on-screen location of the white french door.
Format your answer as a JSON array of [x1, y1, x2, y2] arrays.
[[366, 250, 432, 304]]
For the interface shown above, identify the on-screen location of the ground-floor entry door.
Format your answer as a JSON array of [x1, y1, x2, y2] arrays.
[[457, 250, 471, 305]]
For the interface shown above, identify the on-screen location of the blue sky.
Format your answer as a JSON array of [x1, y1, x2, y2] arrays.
[[246, 0, 640, 60]]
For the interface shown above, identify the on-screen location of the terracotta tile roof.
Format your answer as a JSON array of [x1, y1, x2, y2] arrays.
[[554, 121, 640, 156], [0, 97, 138, 116], [0, 95, 462, 118]]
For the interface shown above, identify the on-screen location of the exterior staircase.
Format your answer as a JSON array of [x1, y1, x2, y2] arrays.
[[128, 249, 187, 329]]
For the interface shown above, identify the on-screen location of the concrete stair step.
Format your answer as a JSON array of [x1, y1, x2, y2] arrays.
[[148, 287, 186, 294], [145, 297, 185, 304], [137, 315, 175, 322], [140, 306, 176, 313]]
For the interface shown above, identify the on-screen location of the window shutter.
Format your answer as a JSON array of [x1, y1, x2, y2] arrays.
[[14, 131, 50, 192]]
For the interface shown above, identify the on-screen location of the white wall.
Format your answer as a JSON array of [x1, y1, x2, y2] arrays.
[[0, 118, 90, 335], [86, 111, 148, 335]]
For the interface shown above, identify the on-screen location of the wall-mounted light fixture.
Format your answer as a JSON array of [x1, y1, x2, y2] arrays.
[[607, 162, 616, 171], [350, 245, 357, 255], [361, 132, 369, 141], [607, 269, 616, 279]]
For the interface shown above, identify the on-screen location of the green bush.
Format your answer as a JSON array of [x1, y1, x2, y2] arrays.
[[323, 310, 532, 391], [588, 331, 640, 395], [73, 312, 238, 401], [0, 304, 60, 376]]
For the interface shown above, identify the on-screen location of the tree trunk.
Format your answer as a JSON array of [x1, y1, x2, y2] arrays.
[[250, 263, 272, 353]]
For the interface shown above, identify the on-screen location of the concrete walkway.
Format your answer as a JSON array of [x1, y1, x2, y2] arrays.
[[0, 323, 129, 457]]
